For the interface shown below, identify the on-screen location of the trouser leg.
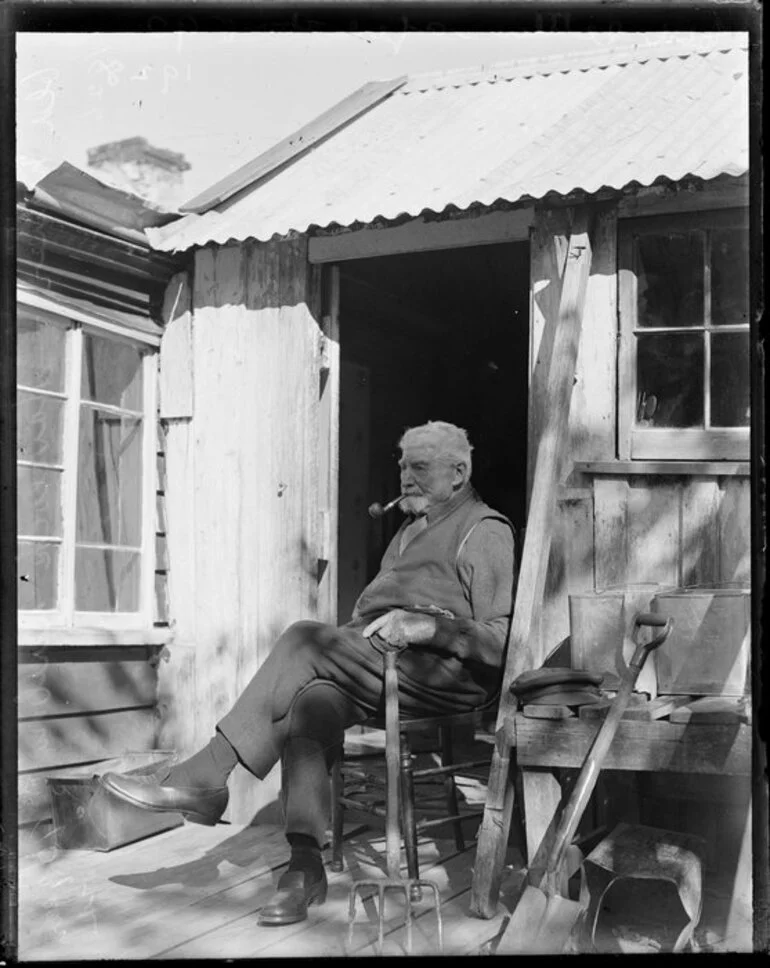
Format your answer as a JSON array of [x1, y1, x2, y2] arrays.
[[216, 618, 493, 781], [281, 681, 369, 847], [217, 621, 385, 778]]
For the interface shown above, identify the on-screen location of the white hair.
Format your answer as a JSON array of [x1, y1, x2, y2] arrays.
[[399, 421, 473, 475]]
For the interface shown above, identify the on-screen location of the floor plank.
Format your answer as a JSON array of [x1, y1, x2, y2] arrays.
[[160, 834, 484, 959], [19, 823, 292, 961], [19, 817, 751, 959]]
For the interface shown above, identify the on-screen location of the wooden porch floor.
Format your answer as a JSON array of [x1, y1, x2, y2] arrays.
[[18, 820, 521, 960], [18, 724, 753, 958], [18, 815, 753, 959]]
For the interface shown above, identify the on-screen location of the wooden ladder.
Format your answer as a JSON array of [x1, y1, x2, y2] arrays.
[[470, 206, 595, 918]]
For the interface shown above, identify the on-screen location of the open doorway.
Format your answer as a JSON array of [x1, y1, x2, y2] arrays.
[[336, 241, 530, 623]]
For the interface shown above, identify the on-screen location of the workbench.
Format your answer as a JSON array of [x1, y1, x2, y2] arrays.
[[512, 707, 753, 946], [514, 710, 751, 866]]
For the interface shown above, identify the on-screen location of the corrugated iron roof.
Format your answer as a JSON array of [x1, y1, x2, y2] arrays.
[[148, 38, 749, 253]]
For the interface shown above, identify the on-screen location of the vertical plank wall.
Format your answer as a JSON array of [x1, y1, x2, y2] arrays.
[[158, 239, 327, 825], [593, 475, 750, 591], [527, 203, 751, 662]]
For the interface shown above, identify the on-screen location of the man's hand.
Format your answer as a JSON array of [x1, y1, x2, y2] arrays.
[[362, 609, 437, 648]]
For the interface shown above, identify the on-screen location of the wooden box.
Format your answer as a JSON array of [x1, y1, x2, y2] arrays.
[[652, 588, 751, 697], [47, 751, 184, 851], [569, 584, 663, 695]]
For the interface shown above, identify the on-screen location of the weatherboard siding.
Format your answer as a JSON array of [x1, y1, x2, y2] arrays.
[[157, 238, 329, 824]]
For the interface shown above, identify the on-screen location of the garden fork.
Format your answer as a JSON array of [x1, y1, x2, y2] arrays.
[[346, 646, 444, 956]]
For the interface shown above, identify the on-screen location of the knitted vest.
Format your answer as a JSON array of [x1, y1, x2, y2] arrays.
[[351, 487, 511, 623]]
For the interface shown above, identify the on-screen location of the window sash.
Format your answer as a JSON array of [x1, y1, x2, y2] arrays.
[[618, 209, 750, 461], [17, 298, 158, 631]]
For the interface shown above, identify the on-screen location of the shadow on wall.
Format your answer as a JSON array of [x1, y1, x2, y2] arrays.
[[194, 238, 325, 319], [538, 473, 750, 667], [18, 641, 166, 852], [18, 644, 163, 766]]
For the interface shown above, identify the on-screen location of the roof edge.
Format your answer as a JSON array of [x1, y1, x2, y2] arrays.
[[147, 172, 749, 255], [403, 35, 749, 92], [180, 74, 407, 216]]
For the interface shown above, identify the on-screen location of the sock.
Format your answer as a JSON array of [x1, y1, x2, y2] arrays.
[[286, 832, 323, 874], [163, 730, 239, 789]]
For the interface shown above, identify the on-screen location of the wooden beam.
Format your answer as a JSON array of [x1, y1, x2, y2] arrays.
[[576, 460, 750, 477], [317, 266, 340, 623], [308, 207, 534, 263], [16, 627, 171, 647], [470, 207, 594, 919], [503, 208, 594, 690], [617, 176, 748, 220], [181, 77, 407, 214]]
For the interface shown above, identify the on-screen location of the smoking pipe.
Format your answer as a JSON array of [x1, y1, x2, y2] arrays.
[[368, 495, 406, 519]]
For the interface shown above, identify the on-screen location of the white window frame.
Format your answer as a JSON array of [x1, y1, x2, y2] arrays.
[[618, 208, 750, 462], [17, 291, 159, 635]]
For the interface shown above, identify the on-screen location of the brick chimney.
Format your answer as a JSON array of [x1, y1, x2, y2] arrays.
[[87, 137, 191, 209]]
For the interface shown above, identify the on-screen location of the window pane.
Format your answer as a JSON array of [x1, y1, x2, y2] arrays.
[[18, 541, 59, 609], [17, 314, 66, 391], [76, 408, 143, 546], [636, 232, 704, 328], [637, 333, 704, 427], [75, 547, 140, 612], [81, 334, 143, 410], [18, 465, 62, 536], [17, 390, 65, 464], [711, 333, 750, 427], [712, 227, 749, 327]]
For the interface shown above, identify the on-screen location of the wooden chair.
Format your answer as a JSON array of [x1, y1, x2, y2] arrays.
[[329, 703, 497, 881]]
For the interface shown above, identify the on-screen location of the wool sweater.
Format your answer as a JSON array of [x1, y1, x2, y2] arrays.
[[350, 485, 516, 669]]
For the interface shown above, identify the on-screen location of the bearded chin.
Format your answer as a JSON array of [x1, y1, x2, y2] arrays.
[[400, 494, 429, 515]]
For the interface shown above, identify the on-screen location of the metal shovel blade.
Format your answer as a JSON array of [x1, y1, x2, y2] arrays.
[[499, 884, 583, 954]]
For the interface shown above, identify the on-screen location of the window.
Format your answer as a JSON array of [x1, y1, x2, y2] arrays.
[[618, 209, 750, 460], [17, 301, 158, 629]]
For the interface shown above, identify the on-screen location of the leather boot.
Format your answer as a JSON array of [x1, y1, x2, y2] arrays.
[[258, 861, 328, 926]]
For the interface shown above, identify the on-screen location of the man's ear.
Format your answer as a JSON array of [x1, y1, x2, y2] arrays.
[[453, 461, 468, 488]]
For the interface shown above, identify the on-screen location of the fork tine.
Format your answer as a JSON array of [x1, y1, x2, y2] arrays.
[[376, 883, 386, 955], [404, 882, 414, 955]]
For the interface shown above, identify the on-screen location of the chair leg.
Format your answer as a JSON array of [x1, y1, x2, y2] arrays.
[[329, 744, 345, 872], [399, 727, 420, 884], [439, 724, 465, 852]]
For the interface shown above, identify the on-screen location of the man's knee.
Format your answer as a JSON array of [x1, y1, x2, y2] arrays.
[[279, 620, 338, 652]]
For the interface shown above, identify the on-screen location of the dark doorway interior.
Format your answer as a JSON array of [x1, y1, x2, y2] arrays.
[[337, 241, 530, 623]]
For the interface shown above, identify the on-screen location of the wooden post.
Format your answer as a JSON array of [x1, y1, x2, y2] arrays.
[[318, 264, 340, 624], [470, 207, 594, 918]]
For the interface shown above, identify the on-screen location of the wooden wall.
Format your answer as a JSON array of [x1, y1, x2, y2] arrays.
[[529, 201, 751, 663], [541, 473, 751, 662], [156, 239, 329, 825], [18, 644, 163, 854], [527, 195, 752, 878]]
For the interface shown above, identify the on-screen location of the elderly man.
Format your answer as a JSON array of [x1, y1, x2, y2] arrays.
[[102, 420, 516, 926]]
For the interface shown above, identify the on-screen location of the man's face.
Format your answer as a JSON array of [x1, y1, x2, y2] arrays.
[[398, 442, 465, 515]]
